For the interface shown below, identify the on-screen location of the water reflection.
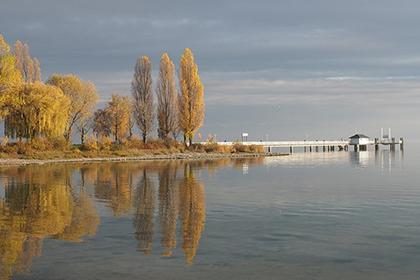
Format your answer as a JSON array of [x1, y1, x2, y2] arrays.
[[134, 169, 156, 255], [264, 149, 404, 171], [0, 158, 259, 279], [0, 165, 99, 280]]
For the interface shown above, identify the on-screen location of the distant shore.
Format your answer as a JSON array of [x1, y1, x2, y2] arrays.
[[0, 152, 287, 166]]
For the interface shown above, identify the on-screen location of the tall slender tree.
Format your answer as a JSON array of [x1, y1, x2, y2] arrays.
[[14, 40, 41, 83], [132, 56, 154, 143], [178, 48, 204, 146], [156, 53, 178, 140]]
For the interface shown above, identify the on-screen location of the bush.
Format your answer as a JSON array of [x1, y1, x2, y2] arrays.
[[189, 143, 205, 153], [123, 136, 144, 149], [232, 143, 265, 153], [203, 143, 232, 153], [98, 136, 113, 150], [0, 137, 8, 147], [82, 136, 99, 151]]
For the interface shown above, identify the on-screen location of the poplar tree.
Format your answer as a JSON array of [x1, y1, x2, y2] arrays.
[[178, 48, 204, 146], [132, 56, 154, 143], [156, 53, 178, 140], [14, 40, 41, 83]]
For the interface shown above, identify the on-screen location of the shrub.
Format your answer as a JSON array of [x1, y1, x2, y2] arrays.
[[203, 143, 232, 153], [0, 137, 8, 147], [82, 136, 99, 151], [124, 136, 144, 149], [232, 143, 265, 153], [98, 136, 113, 150]]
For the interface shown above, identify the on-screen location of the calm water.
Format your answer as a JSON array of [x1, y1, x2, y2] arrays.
[[0, 147, 419, 279]]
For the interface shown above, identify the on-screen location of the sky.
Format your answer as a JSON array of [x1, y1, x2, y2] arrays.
[[1, 0, 419, 141]]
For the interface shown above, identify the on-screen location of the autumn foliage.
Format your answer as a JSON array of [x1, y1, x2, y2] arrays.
[[0, 33, 265, 158]]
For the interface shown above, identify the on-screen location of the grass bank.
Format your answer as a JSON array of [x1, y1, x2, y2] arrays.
[[0, 137, 286, 165]]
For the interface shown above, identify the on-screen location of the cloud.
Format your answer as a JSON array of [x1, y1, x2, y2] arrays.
[[2, 0, 420, 139]]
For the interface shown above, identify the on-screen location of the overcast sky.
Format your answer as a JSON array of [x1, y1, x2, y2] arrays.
[[1, 0, 419, 141]]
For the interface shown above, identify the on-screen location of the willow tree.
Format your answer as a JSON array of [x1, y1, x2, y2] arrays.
[[132, 56, 154, 143], [14, 40, 41, 83], [4, 82, 70, 140], [106, 94, 132, 143], [156, 53, 178, 140], [47, 74, 98, 142], [0, 34, 23, 116], [178, 48, 204, 146]]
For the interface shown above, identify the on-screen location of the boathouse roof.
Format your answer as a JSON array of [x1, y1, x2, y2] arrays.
[[349, 134, 369, 139]]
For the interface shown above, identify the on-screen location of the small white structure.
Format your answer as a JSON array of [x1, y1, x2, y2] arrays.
[[241, 133, 248, 142], [349, 134, 370, 145]]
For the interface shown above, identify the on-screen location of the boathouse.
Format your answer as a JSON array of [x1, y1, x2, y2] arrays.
[[349, 134, 370, 151]]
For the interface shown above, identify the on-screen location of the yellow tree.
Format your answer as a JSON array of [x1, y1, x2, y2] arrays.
[[14, 40, 41, 83], [156, 53, 178, 140], [0, 34, 23, 117], [178, 48, 204, 146], [105, 94, 132, 143], [4, 82, 70, 140], [131, 56, 154, 143], [47, 74, 98, 142]]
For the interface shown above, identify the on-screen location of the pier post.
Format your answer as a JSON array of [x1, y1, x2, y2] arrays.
[[315, 146, 319, 152], [304, 146, 307, 152], [267, 146, 271, 153], [289, 146, 293, 154], [310, 146, 312, 152], [391, 138, 396, 151], [323, 146, 326, 152], [400, 138, 404, 151], [374, 138, 379, 151]]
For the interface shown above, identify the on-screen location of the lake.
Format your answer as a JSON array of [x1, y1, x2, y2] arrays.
[[0, 147, 419, 280]]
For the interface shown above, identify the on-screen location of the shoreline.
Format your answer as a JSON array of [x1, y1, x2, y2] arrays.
[[0, 152, 288, 166]]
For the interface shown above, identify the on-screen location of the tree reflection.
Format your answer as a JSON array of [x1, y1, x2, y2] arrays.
[[133, 169, 155, 255], [94, 164, 136, 217], [132, 162, 206, 264], [0, 158, 247, 279], [0, 165, 99, 280], [179, 164, 206, 265], [158, 163, 179, 257]]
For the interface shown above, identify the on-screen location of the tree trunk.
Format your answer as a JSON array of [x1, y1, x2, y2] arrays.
[[188, 136, 192, 147], [65, 127, 71, 142], [80, 127, 85, 145], [142, 133, 147, 143]]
